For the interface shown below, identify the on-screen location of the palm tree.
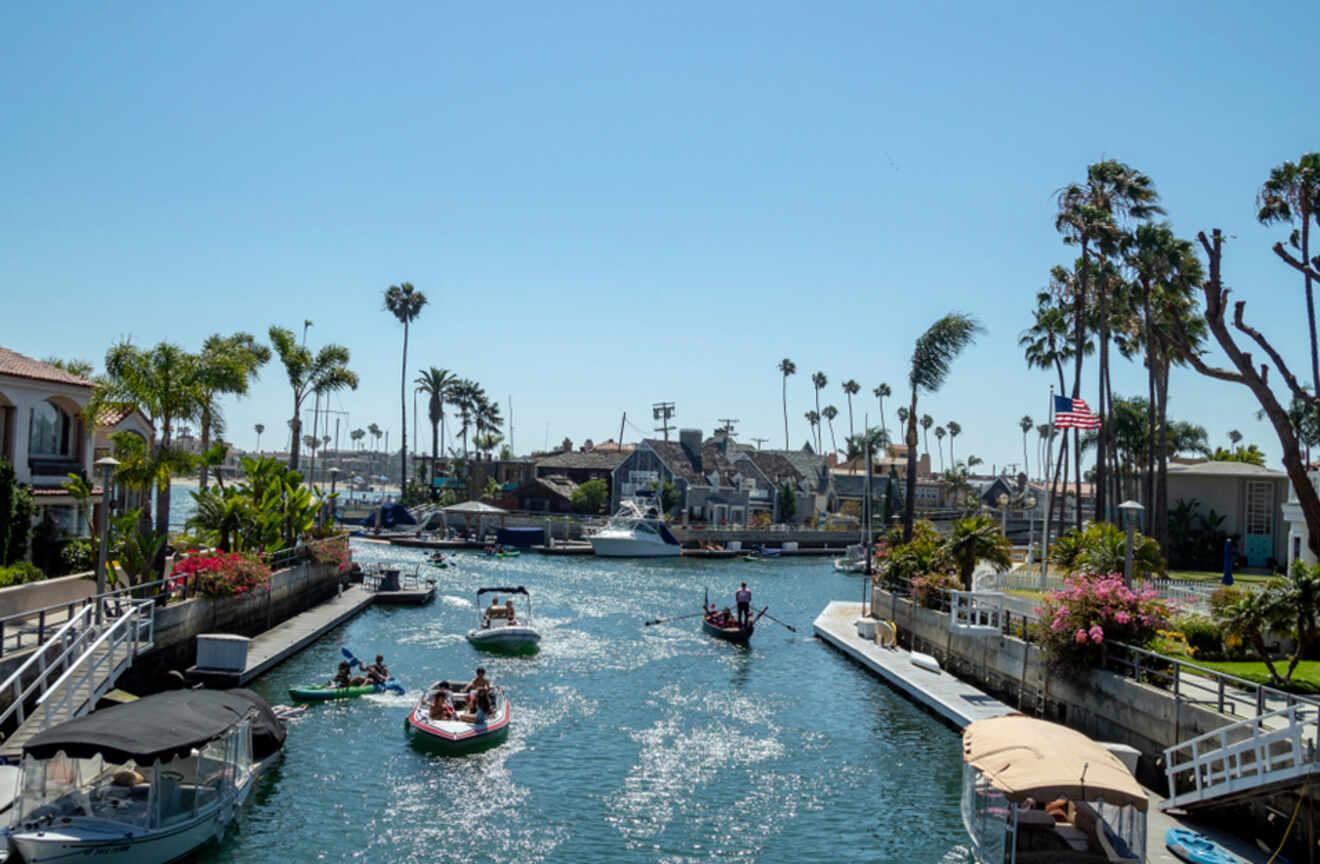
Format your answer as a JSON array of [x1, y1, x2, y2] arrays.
[[778, 359, 796, 449], [945, 514, 1012, 590], [946, 421, 961, 465], [368, 423, 382, 471], [96, 341, 204, 540], [350, 428, 364, 452], [822, 405, 839, 455], [416, 367, 456, 482], [269, 326, 358, 474], [1019, 415, 1034, 482], [803, 410, 820, 450], [384, 282, 428, 488], [919, 414, 934, 457], [934, 425, 947, 470], [874, 383, 891, 437], [196, 333, 270, 489], [254, 423, 264, 453], [1036, 424, 1051, 482], [1258, 153, 1320, 398], [810, 372, 828, 452], [841, 380, 860, 443], [1229, 429, 1243, 447], [896, 406, 909, 439], [902, 313, 984, 541]]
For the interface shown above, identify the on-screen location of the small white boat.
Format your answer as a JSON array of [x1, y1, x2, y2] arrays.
[[466, 586, 541, 654], [588, 500, 682, 558], [7, 689, 285, 864], [406, 682, 511, 753]]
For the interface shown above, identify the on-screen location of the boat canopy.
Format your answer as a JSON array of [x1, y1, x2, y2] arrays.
[[477, 586, 529, 596], [962, 716, 1147, 812], [443, 501, 508, 515], [24, 689, 286, 764], [359, 502, 417, 528]]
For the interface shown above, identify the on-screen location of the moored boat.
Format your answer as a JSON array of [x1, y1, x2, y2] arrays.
[[466, 586, 540, 654], [405, 682, 510, 753], [587, 500, 681, 558], [8, 689, 285, 864]]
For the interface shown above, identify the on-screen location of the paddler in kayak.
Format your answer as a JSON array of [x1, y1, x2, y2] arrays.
[[362, 654, 390, 685], [331, 661, 365, 688]]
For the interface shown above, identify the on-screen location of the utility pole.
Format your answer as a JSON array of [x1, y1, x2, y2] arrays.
[[508, 395, 514, 456], [619, 412, 627, 448], [751, 437, 769, 449], [652, 402, 676, 440], [716, 418, 739, 437]]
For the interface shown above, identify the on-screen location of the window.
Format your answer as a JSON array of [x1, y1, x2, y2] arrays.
[[29, 401, 71, 457], [1294, 536, 1303, 563], [1246, 482, 1274, 536]]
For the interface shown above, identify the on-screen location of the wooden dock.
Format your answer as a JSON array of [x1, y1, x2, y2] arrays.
[[813, 600, 1014, 728], [186, 585, 376, 687], [531, 543, 594, 555]]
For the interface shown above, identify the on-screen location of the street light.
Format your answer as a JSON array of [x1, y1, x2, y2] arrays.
[[94, 456, 120, 624], [997, 493, 1009, 533], [1119, 500, 1145, 588], [1024, 496, 1037, 563]]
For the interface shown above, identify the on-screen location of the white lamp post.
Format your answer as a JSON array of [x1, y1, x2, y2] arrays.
[[94, 456, 120, 624], [997, 493, 1009, 534], [1119, 500, 1145, 588], [1024, 496, 1037, 563]]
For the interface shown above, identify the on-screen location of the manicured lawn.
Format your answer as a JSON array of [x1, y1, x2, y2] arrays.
[[1006, 588, 1046, 604], [1172, 657, 1320, 694], [1166, 570, 1279, 585]]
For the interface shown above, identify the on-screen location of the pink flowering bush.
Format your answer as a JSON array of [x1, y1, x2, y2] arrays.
[[171, 551, 272, 599], [307, 535, 352, 573], [1035, 572, 1170, 669], [911, 571, 961, 609]]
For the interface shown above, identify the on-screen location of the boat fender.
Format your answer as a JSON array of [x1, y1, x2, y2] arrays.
[[910, 651, 941, 674]]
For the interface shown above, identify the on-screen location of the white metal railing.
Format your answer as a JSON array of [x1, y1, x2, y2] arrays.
[[35, 600, 155, 730], [0, 605, 94, 730], [1163, 703, 1320, 809], [948, 591, 1007, 635]]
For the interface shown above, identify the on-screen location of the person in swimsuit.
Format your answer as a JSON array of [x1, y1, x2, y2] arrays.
[[735, 582, 752, 627], [331, 661, 364, 688], [458, 688, 493, 724], [505, 599, 517, 625], [429, 687, 456, 721], [362, 654, 389, 685]]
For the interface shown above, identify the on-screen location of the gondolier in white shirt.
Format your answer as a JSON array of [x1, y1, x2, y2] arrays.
[[735, 583, 752, 628]]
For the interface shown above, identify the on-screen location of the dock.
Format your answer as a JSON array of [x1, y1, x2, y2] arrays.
[[531, 543, 594, 555], [186, 585, 376, 687]]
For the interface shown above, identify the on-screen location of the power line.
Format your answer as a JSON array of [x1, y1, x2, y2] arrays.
[[716, 418, 739, 437], [652, 402, 676, 441]]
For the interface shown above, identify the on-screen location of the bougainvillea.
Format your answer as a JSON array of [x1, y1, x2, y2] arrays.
[[307, 535, 352, 573], [171, 551, 272, 598], [1034, 572, 1170, 669], [911, 571, 961, 610]]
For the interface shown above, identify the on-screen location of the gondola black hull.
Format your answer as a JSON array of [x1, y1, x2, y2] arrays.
[[702, 617, 754, 643]]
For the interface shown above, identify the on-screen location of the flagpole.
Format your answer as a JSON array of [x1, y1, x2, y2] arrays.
[[1040, 386, 1054, 591]]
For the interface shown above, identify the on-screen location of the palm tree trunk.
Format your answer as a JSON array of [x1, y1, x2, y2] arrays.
[[902, 390, 919, 543], [154, 416, 172, 547], [1073, 244, 1087, 533], [1095, 267, 1109, 526], [309, 392, 319, 487], [399, 322, 409, 488], [1155, 364, 1171, 550], [1143, 281, 1157, 536], [846, 395, 855, 444], [827, 420, 837, 455], [782, 377, 789, 449], [1022, 432, 1029, 484], [1305, 217, 1318, 398], [289, 407, 302, 471], [814, 389, 822, 452], [431, 415, 439, 484], [199, 404, 212, 490]]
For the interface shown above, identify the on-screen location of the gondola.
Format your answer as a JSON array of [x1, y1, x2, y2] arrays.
[[700, 588, 766, 644]]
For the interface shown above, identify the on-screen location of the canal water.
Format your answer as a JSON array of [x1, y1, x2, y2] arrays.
[[201, 541, 971, 863]]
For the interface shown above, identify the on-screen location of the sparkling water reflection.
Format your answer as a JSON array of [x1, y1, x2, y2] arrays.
[[200, 541, 971, 863]]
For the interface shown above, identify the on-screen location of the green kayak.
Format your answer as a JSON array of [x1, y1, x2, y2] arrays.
[[483, 551, 520, 558], [289, 682, 384, 701]]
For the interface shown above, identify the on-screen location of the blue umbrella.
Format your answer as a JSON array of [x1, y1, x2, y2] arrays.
[[1222, 538, 1235, 585]]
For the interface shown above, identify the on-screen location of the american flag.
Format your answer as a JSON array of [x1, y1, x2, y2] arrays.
[[1054, 395, 1101, 429]]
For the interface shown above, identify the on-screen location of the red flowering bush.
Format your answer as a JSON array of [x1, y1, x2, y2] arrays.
[[911, 571, 960, 609], [1035, 572, 1170, 669], [307, 535, 351, 573], [171, 551, 272, 598]]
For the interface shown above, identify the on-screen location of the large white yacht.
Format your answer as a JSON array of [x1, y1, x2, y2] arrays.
[[588, 500, 682, 558]]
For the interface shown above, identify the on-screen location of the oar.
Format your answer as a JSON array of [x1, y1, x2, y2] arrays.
[[759, 612, 797, 633], [644, 612, 706, 626], [340, 646, 362, 668], [342, 647, 405, 693]]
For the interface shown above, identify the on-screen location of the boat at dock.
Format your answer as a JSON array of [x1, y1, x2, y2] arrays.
[[466, 586, 540, 654], [961, 715, 1146, 863], [587, 500, 681, 558], [363, 566, 436, 605], [406, 682, 510, 753], [6, 689, 285, 864]]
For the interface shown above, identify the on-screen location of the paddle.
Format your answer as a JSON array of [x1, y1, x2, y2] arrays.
[[759, 612, 797, 633], [341, 647, 405, 694], [644, 612, 706, 626]]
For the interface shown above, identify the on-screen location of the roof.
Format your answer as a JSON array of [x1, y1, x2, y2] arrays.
[[535, 450, 629, 472], [962, 716, 1146, 811], [749, 449, 825, 489], [24, 689, 285, 763], [443, 500, 508, 515], [0, 347, 94, 388], [531, 475, 577, 499], [643, 439, 740, 486], [96, 403, 155, 430], [1167, 460, 1287, 479]]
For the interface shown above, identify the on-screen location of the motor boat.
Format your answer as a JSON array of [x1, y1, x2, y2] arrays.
[[466, 586, 540, 654], [406, 681, 510, 753], [6, 689, 285, 864], [588, 500, 681, 558], [832, 543, 870, 574], [961, 715, 1146, 863]]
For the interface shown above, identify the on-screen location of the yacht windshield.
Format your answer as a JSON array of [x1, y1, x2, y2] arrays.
[[18, 752, 150, 829]]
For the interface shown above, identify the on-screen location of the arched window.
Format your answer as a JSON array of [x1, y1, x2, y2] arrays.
[[29, 401, 71, 458]]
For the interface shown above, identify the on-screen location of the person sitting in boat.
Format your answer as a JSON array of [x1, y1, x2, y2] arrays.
[[331, 661, 365, 688], [458, 688, 493, 724], [428, 687, 457, 721], [362, 654, 389, 685], [504, 599, 518, 625], [462, 667, 491, 702], [718, 607, 736, 628]]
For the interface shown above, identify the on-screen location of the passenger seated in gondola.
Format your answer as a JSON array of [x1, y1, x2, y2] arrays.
[[719, 607, 736, 628], [458, 688, 493, 724], [362, 654, 389, 685]]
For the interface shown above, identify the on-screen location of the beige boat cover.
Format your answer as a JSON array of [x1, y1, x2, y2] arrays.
[[962, 716, 1147, 812]]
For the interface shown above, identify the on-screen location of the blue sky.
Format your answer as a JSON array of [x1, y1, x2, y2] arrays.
[[3, 1, 1317, 472]]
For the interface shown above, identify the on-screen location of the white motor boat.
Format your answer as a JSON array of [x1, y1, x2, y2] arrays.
[[466, 586, 541, 653], [588, 500, 681, 558], [407, 682, 510, 753], [7, 689, 286, 864]]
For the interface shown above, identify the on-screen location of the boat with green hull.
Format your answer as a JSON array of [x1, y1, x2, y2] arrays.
[[289, 678, 401, 702]]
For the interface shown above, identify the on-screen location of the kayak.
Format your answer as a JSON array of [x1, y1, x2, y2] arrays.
[[288, 677, 401, 702], [429, 561, 450, 569], [483, 551, 520, 558], [1166, 828, 1246, 864]]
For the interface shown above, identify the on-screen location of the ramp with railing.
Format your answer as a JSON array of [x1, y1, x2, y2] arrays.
[[0, 599, 154, 761], [947, 591, 1008, 636]]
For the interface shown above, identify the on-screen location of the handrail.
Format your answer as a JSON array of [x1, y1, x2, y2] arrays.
[[0, 605, 93, 729], [37, 600, 152, 729]]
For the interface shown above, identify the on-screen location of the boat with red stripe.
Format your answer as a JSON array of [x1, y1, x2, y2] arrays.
[[405, 681, 511, 753]]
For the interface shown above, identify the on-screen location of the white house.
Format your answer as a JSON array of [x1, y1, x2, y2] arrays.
[[1282, 469, 1320, 568], [1167, 460, 1289, 569]]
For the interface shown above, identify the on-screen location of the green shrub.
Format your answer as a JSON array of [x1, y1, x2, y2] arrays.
[[1170, 613, 1225, 660], [911, 571, 960, 609], [1050, 522, 1165, 579], [1209, 585, 1247, 618], [882, 520, 951, 590], [60, 539, 95, 574], [0, 562, 45, 588]]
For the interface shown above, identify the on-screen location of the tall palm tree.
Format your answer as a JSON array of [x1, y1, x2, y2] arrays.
[[268, 325, 359, 474], [195, 332, 270, 490], [1019, 415, 1034, 482], [902, 313, 984, 541], [384, 282, 428, 489], [96, 341, 204, 540], [874, 383, 891, 437], [934, 425, 947, 470], [946, 420, 961, 465], [810, 372, 828, 452], [254, 423, 264, 453], [350, 427, 365, 452], [822, 405, 839, 456], [804, 411, 820, 451], [1036, 424, 1051, 482], [841, 380, 860, 443], [368, 423, 382, 466], [1229, 429, 1243, 446], [1258, 154, 1320, 398], [896, 406, 909, 434], [415, 367, 456, 482], [778, 359, 796, 448], [919, 414, 934, 457]]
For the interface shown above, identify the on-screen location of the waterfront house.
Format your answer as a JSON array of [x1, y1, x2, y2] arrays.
[[1283, 469, 1320, 568], [514, 475, 578, 513], [534, 446, 630, 500], [1166, 460, 1289, 568], [0, 347, 97, 536], [93, 404, 155, 516]]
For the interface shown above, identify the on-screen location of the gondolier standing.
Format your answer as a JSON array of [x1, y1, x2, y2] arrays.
[[735, 582, 752, 628]]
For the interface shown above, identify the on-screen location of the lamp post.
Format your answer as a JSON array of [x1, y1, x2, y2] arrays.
[[1024, 496, 1037, 563], [1119, 500, 1145, 588], [328, 467, 340, 525], [997, 493, 1009, 534], [94, 457, 120, 625]]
